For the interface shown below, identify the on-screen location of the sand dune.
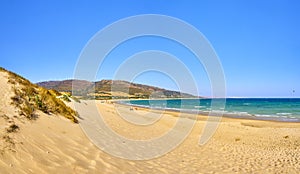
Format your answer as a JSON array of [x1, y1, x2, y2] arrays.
[[1, 70, 300, 173]]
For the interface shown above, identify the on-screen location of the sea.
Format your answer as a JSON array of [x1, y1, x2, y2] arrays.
[[120, 98, 300, 122]]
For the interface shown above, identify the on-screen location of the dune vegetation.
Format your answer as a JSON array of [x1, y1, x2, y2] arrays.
[[0, 67, 78, 123]]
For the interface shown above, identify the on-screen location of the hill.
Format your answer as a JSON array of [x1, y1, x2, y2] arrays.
[[37, 79, 198, 99]]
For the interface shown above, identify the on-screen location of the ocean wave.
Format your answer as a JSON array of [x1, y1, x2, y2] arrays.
[[255, 114, 273, 117], [276, 112, 292, 116], [194, 106, 204, 108]]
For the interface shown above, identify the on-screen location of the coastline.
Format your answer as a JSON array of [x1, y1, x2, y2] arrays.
[[114, 99, 300, 123]]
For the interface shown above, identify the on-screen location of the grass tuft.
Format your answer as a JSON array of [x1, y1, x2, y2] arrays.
[[6, 124, 19, 133]]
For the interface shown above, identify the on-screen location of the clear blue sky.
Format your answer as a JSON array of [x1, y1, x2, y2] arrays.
[[0, 0, 299, 97]]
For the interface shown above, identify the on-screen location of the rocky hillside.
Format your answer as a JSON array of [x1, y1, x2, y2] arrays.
[[37, 80, 93, 92], [37, 79, 198, 99]]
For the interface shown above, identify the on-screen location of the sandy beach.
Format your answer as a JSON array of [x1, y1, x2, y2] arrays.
[[0, 68, 299, 173], [1, 97, 300, 173]]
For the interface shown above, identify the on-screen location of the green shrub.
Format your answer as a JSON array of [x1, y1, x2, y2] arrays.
[[21, 101, 36, 120], [61, 94, 71, 102]]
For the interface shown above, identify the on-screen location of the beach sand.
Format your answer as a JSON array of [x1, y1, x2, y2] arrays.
[[1, 99, 300, 173]]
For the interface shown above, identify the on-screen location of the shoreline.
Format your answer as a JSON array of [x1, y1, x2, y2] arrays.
[[107, 100, 300, 130], [114, 99, 300, 123]]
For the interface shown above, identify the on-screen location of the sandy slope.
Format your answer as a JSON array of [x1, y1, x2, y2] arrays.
[[0, 70, 300, 173], [0, 71, 19, 117]]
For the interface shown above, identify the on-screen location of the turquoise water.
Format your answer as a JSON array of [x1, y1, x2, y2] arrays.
[[121, 98, 300, 122]]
